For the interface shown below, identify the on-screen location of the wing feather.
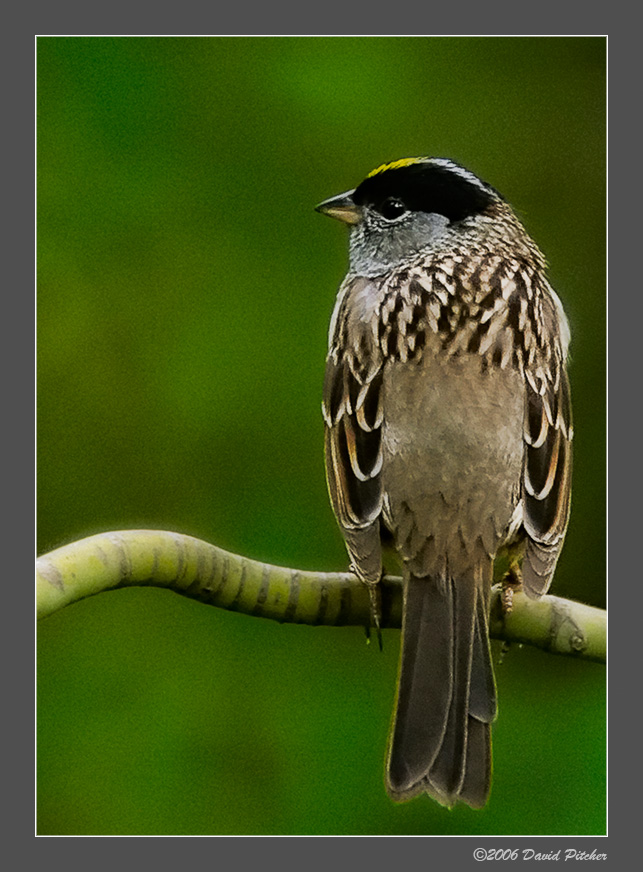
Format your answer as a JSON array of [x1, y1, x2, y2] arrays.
[[323, 278, 385, 584], [521, 310, 573, 598]]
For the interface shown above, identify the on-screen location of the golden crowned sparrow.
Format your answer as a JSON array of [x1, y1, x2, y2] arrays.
[[317, 157, 572, 808]]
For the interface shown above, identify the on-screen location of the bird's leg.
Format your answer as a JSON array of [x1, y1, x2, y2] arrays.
[[348, 562, 383, 649], [368, 582, 383, 651], [358, 572, 383, 651]]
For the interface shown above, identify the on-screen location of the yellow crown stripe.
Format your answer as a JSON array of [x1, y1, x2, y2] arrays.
[[366, 157, 427, 178]]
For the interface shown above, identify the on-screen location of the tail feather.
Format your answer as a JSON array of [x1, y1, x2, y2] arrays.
[[459, 718, 492, 809], [427, 578, 476, 799], [468, 582, 497, 723], [385, 564, 496, 807], [386, 573, 454, 794]]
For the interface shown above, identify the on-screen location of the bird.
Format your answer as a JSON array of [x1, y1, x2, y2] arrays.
[[316, 157, 573, 808]]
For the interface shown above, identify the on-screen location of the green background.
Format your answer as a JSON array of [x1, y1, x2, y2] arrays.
[[37, 37, 606, 836]]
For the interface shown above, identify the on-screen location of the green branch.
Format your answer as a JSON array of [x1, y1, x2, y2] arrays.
[[36, 529, 605, 663]]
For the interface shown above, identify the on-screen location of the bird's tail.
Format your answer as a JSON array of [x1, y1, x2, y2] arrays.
[[385, 562, 496, 808]]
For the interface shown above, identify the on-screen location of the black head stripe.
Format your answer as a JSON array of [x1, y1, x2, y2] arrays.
[[353, 161, 500, 222]]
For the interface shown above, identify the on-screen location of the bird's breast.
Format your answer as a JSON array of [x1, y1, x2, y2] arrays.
[[380, 352, 524, 570]]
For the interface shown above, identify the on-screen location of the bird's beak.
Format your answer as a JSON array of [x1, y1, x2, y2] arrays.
[[315, 190, 361, 225]]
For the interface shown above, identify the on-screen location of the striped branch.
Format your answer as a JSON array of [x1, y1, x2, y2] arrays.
[[36, 530, 605, 663]]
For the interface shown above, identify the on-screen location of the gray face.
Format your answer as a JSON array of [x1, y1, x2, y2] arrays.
[[315, 158, 508, 278], [336, 158, 504, 277], [348, 209, 451, 276]]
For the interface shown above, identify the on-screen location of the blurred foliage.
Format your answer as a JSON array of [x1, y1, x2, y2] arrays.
[[37, 36, 606, 835]]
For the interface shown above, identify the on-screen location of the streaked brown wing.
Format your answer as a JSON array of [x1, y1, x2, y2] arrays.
[[521, 343, 573, 598], [323, 279, 385, 584]]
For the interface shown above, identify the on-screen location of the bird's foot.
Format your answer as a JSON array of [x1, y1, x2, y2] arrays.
[[501, 561, 523, 615]]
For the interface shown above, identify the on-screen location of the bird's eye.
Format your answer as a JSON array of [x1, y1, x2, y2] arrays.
[[378, 197, 407, 220]]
